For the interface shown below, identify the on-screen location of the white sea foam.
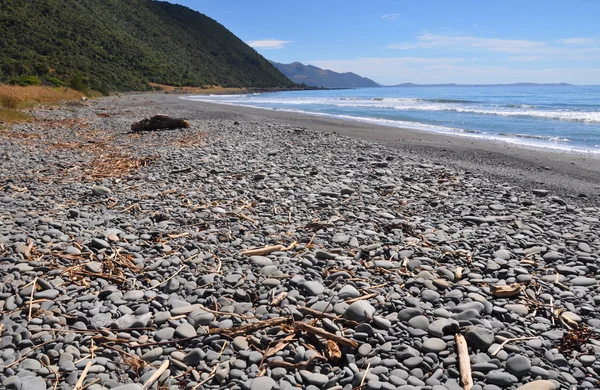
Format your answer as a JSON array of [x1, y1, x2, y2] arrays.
[[186, 95, 600, 123], [181, 96, 600, 155]]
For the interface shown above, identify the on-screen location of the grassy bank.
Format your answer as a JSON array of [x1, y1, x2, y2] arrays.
[[0, 85, 86, 124]]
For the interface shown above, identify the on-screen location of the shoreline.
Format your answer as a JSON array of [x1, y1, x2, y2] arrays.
[[180, 98, 600, 156], [1, 93, 599, 389], [157, 93, 600, 202]]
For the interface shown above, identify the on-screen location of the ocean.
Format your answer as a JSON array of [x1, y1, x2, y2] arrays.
[[185, 85, 600, 153]]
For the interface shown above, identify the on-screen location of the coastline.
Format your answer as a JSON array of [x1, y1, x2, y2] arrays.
[[163, 93, 600, 201], [1, 93, 599, 389]]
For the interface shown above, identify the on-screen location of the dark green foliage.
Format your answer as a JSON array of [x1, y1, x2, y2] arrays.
[[44, 76, 66, 87], [13, 75, 41, 86], [0, 0, 296, 91]]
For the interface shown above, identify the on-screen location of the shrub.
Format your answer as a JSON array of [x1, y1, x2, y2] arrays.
[[15, 75, 42, 86], [0, 93, 22, 108], [45, 76, 66, 87], [69, 72, 89, 92]]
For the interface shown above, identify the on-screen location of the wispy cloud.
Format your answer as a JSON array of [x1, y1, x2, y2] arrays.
[[309, 57, 600, 85], [381, 13, 401, 20], [509, 56, 543, 62], [388, 33, 545, 53], [247, 39, 292, 49], [557, 38, 597, 45]]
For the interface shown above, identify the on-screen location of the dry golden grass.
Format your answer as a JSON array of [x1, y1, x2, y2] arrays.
[[0, 84, 85, 108], [0, 107, 31, 124], [0, 84, 87, 124], [149, 83, 247, 95]]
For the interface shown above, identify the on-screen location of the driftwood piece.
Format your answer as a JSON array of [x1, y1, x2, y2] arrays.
[[323, 340, 342, 361], [131, 115, 190, 132], [240, 245, 282, 257], [142, 360, 169, 390], [295, 321, 358, 348], [208, 316, 291, 337], [455, 334, 473, 390], [490, 283, 521, 298]]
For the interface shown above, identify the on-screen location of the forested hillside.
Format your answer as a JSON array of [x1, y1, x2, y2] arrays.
[[0, 0, 296, 91]]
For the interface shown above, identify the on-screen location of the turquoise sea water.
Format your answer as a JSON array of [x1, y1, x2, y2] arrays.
[[185, 85, 600, 153]]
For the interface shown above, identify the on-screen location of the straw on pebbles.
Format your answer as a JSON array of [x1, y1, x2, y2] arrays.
[[0, 94, 599, 390]]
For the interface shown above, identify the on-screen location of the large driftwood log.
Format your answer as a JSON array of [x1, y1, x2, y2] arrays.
[[131, 115, 190, 132]]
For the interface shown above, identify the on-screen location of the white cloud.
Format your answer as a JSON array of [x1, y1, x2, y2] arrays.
[[508, 56, 542, 62], [557, 38, 597, 45], [388, 33, 545, 53], [309, 57, 600, 85], [381, 13, 401, 20], [247, 39, 292, 49]]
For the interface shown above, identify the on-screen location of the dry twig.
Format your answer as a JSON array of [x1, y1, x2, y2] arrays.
[[295, 321, 358, 348], [490, 337, 538, 357]]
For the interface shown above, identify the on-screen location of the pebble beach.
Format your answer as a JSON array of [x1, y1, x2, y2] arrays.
[[1, 93, 599, 390]]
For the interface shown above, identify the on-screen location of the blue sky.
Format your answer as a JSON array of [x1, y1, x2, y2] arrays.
[[174, 0, 600, 85]]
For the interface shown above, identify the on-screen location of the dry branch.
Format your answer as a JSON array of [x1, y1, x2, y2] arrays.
[[240, 245, 282, 257], [490, 336, 538, 357], [131, 115, 190, 132], [455, 334, 473, 390], [208, 316, 291, 337], [264, 353, 326, 369], [294, 321, 358, 348]]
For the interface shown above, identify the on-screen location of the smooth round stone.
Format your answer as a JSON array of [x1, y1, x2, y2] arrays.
[[398, 308, 422, 322], [123, 290, 144, 301], [183, 349, 205, 365], [250, 377, 277, 390], [579, 355, 595, 366], [359, 344, 373, 357], [85, 261, 103, 273], [300, 370, 329, 386], [248, 351, 263, 364], [20, 377, 48, 390], [571, 277, 596, 286], [91, 238, 111, 249], [175, 323, 197, 338], [141, 347, 163, 362], [92, 185, 112, 196], [372, 316, 392, 329], [303, 281, 325, 296], [155, 327, 175, 341], [421, 290, 440, 303], [339, 285, 361, 299], [344, 300, 376, 322], [493, 249, 511, 260], [408, 316, 429, 330], [506, 355, 531, 378], [250, 256, 273, 266], [516, 380, 556, 390], [464, 326, 494, 350], [233, 336, 249, 351], [486, 370, 518, 386], [422, 338, 446, 353], [504, 304, 529, 316], [428, 319, 458, 337]]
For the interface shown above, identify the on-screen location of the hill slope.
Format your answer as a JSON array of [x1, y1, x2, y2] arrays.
[[272, 62, 379, 88], [0, 0, 296, 91]]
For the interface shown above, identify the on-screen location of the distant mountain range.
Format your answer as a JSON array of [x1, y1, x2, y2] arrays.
[[271, 62, 380, 88]]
